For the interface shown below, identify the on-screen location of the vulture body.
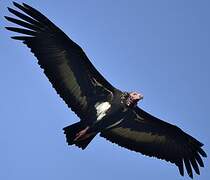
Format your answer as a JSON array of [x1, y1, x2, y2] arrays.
[[5, 2, 207, 179]]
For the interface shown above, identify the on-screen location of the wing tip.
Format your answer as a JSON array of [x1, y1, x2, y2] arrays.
[[199, 148, 207, 158], [5, 26, 11, 31], [13, 1, 22, 8], [7, 7, 13, 13], [176, 160, 184, 177], [4, 16, 10, 21], [10, 36, 24, 40]]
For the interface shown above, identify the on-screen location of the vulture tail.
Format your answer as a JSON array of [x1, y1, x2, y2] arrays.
[[63, 122, 96, 150]]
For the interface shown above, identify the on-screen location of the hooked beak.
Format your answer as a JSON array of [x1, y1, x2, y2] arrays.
[[138, 93, 144, 100]]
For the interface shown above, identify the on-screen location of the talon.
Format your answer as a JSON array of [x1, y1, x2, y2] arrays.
[[74, 126, 90, 141]]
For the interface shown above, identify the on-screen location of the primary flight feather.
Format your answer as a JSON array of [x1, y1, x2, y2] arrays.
[[5, 2, 207, 178]]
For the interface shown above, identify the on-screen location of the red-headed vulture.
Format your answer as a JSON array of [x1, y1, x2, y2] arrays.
[[5, 2, 207, 179]]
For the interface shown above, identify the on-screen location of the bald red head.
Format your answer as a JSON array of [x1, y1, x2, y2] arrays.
[[126, 91, 143, 107]]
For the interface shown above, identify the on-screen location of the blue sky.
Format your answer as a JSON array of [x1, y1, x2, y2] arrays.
[[0, 0, 209, 179]]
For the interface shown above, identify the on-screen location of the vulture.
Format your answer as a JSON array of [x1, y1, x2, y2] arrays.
[[5, 2, 207, 179]]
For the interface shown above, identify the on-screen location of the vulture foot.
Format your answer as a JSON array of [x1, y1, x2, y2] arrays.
[[74, 126, 90, 141]]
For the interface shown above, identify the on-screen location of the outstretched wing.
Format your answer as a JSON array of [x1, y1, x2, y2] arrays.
[[100, 107, 207, 178], [5, 2, 116, 122]]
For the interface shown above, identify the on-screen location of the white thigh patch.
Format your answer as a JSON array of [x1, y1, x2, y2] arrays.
[[95, 102, 111, 121]]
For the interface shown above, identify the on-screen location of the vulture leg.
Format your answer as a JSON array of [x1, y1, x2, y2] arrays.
[[74, 126, 90, 141]]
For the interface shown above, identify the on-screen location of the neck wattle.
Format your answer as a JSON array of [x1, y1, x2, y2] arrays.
[[126, 96, 137, 107]]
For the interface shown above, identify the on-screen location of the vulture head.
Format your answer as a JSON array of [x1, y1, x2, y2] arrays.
[[126, 91, 144, 107]]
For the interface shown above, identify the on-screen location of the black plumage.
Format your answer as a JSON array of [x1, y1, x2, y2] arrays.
[[5, 2, 207, 179]]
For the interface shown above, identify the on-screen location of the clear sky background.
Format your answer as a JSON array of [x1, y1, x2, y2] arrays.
[[0, 0, 209, 180]]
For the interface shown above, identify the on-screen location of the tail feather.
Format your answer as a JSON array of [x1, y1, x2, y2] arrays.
[[63, 122, 96, 150], [74, 135, 96, 149]]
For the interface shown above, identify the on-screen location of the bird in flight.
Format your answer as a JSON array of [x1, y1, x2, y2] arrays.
[[5, 2, 207, 179]]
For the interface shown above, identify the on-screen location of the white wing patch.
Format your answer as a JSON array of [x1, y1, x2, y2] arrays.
[[95, 102, 111, 121]]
